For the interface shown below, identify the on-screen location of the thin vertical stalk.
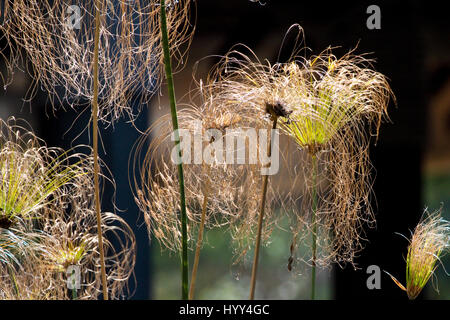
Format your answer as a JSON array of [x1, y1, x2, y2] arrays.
[[160, 0, 189, 300], [310, 154, 318, 300], [189, 166, 211, 300], [92, 0, 108, 300], [249, 117, 278, 300], [71, 269, 78, 300], [72, 287, 78, 300]]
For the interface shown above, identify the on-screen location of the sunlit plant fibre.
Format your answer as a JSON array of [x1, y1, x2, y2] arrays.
[[187, 57, 294, 299], [132, 103, 273, 254], [0, 118, 136, 300], [1, 205, 136, 300], [388, 208, 450, 300], [204, 25, 393, 298], [132, 79, 278, 298], [275, 46, 393, 294], [35, 174, 136, 300], [1, 0, 192, 298], [0, 118, 86, 225], [0, 0, 193, 123]]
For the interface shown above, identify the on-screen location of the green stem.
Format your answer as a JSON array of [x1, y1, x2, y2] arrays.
[[92, 0, 108, 300], [160, 0, 189, 300], [72, 287, 78, 300], [311, 154, 317, 300], [249, 117, 278, 300], [71, 269, 78, 300]]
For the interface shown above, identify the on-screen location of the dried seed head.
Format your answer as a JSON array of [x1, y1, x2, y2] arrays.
[[387, 208, 450, 300], [0, 118, 85, 222], [1, 0, 194, 124], [396, 208, 450, 300], [0, 118, 135, 300], [265, 100, 292, 120], [199, 25, 393, 268], [132, 80, 277, 260], [281, 50, 393, 151]]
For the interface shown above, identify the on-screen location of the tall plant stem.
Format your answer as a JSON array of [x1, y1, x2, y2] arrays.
[[189, 165, 211, 300], [160, 0, 189, 300], [310, 154, 318, 300], [92, 0, 108, 300], [249, 117, 278, 300], [71, 269, 78, 300]]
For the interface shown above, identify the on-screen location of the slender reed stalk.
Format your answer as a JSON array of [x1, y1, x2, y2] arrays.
[[189, 166, 211, 300], [310, 154, 318, 300], [92, 0, 108, 300], [249, 117, 278, 300], [71, 269, 78, 300], [160, 0, 189, 299]]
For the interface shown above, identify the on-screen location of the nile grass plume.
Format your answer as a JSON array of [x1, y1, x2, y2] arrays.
[[199, 50, 298, 299], [0, 0, 190, 298], [0, 118, 136, 300], [279, 49, 392, 270], [37, 178, 136, 300], [0, 0, 194, 123], [278, 48, 392, 297], [387, 208, 450, 300], [203, 25, 393, 298], [132, 105, 268, 253], [131, 82, 276, 297], [0, 118, 87, 225]]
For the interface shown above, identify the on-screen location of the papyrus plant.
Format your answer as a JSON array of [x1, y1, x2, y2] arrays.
[[0, 118, 85, 226], [1, 0, 193, 122], [387, 208, 450, 300], [203, 25, 393, 298], [132, 87, 272, 298], [1, 0, 193, 298], [279, 48, 392, 297], [0, 118, 136, 300]]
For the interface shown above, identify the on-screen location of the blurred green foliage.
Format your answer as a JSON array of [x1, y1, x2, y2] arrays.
[[152, 216, 333, 299]]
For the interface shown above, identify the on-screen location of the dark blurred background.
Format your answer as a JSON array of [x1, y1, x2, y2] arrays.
[[1, 0, 449, 299]]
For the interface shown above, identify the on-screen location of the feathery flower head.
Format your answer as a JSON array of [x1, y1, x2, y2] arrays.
[[281, 50, 392, 154], [133, 107, 267, 254], [0, 118, 135, 299], [0, 118, 85, 225], [201, 25, 394, 267], [133, 77, 277, 259], [1, 0, 193, 123], [389, 208, 450, 300], [44, 240, 86, 272]]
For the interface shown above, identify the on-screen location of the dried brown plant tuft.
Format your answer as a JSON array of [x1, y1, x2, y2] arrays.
[[0, 118, 135, 299], [132, 81, 277, 262], [199, 25, 394, 268], [0, 0, 193, 123]]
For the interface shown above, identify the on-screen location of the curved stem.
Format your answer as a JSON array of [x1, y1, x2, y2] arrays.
[[189, 166, 211, 300], [92, 0, 108, 300], [249, 117, 278, 300], [160, 0, 189, 300], [310, 154, 318, 300]]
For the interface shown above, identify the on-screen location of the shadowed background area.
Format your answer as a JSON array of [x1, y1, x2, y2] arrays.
[[1, 0, 449, 299]]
